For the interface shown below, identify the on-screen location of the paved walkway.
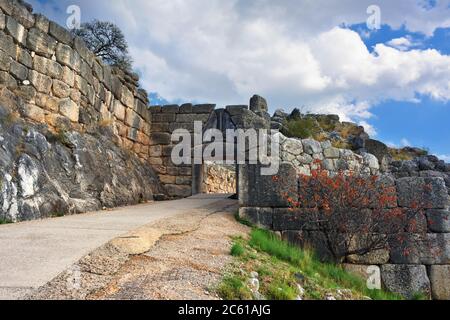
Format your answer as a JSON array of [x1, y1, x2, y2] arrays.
[[0, 194, 233, 300]]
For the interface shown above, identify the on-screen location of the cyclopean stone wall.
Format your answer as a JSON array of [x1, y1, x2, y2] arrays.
[[203, 162, 236, 194], [148, 97, 270, 198], [239, 136, 450, 300], [0, 0, 152, 163], [147, 104, 215, 198], [278, 133, 381, 176]]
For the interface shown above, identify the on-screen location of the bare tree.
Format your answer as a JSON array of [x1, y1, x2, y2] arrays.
[[73, 20, 133, 72]]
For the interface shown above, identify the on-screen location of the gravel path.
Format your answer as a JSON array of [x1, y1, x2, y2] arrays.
[[28, 197, 249, 300]]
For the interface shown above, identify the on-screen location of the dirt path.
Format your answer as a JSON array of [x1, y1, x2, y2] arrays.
[[28, 197, 249, 300]]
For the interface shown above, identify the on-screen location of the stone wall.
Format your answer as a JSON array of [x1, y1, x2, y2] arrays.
[[147, 104, 215, 198], [0, 0, 152, 163], [148, 99, 270, 197], [203, 162, 236, 194], [278, 133, 380, 176], [239, 136, 450, 300]]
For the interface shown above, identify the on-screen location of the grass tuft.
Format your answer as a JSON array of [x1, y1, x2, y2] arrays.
[[218, 225, 402, 301], [231, 243, 245, 257], [0, 218, 13, 225]]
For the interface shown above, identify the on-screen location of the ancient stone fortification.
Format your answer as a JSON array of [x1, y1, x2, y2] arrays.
[[0, 0, 270, 202], [203, 162, 236, 194], [239, 136, 450, 299], [2, 0, 450, 300], [0, 0, 172, 222], [0, 0, 152, 161]]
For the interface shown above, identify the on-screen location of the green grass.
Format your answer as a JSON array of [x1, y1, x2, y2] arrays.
[[282, 118, 321, 140], [0, 218, 13, 225], [231, 243, 245, 257], [217, 275, 253, 300], [218, 225, 402, 301]]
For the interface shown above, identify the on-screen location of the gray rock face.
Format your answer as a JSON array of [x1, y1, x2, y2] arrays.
[[427, 209, 450, 233], [250, 95, 268, 114], [302, 139, 322, 155], [381, 264, 431, 300], [365, 139, 389, 163], [239, 207, 273, 229], [397, 177, 449, 209], [0, 111, 163, 222], [238, 163, 298, 208], [429, 265, 450, 300]]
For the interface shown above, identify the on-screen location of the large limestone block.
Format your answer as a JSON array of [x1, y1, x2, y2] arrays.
[[28, 70, 52, 94], [323, 147, 340, 159], [429, 265, 450, 300], [397, 177, 449, 209], [74, 36, 93, 66], [113, 99, 126, 122], [302, 139, 322, 155], [250, 95, 268, 113], [49, 21, 73, 45], [52, 79, 70, 98], [150, 132, 171, 146], [0, 48, 11, 71], [6, 16, 27, 45], [27, 28, 57, 58], [10, 60, 27, 81], [33, 55, 63, 80], [161, 104, 180, 113], [56, 43, 81, 72], [0, 0, 35, 28], [0, 70, 16, 88], [0, 11, 4, 30], [282, 138, 303, 156], [239, 207, 273, 229], [193, 104, 215, 114], [125, 109, 141, 129], [238, 163, 298, 208], [0, 30, 16, 56], [272, 207, 320, 231], [59, 98, 79, 122], [34, 14, 49, 33], [35, 93, 59, 112], [22, 103, 45, 122], [381, 264, 430, 300], [427, 209, 450, 233], [16, 49, 30, 70]]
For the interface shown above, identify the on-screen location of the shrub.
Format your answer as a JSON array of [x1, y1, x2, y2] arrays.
[[282, 117, 321, 139], [276, 160, 429, 263]]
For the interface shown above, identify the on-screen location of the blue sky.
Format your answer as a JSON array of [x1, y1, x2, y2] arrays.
[[28, 0, 450, 161], [349, 22, 450, 159]]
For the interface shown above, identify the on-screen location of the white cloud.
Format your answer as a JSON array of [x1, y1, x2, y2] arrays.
[[358, 120, 377, 137], [400, 138, 412, 147], [387, 37, 414, 51], [28, 0, 450, 124], [436, 154, 450, 162]]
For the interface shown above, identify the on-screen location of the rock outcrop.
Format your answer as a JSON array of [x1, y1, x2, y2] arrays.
[[0, 104, 163, 222]]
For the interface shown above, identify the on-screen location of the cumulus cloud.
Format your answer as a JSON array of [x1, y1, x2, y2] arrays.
[[437, 154, 450, 163], [401, 138, 412, 146], [28, 0, 450, 124]]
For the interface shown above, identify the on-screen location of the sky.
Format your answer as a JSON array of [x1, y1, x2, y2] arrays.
[[28, 0, 450, 161]]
